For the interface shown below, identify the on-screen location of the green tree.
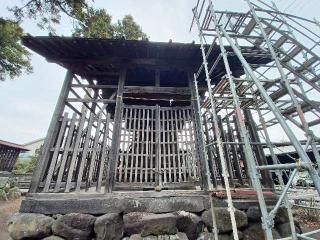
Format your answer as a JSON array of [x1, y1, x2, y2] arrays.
[[73, 8, 114, 38], [0, 18, 32, 81], [1, 1, 147, 81], [113, 15, 148, 40], [73, 8, 147, 40], [9, 0, 89, 32]]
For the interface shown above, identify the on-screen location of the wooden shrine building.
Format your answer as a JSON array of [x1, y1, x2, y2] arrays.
[[20, 36, 274, 214], [0, 140, 29, 174]]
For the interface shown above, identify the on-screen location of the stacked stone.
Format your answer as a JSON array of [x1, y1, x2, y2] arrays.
[[0, 176, 21, 201], [7, 206, 301, 240]]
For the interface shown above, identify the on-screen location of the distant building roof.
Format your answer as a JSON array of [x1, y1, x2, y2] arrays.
[[264, 145, 317, 156], [0, 139, 30, 151], [23, 137, 45, 146]]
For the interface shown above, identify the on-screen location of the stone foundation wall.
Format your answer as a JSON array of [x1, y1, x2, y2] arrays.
[[8, 206, 301, 240]]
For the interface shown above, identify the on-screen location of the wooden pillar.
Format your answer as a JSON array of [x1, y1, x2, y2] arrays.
[[29, 70, 73, 193], [188, 73, 209, 190], [105, 68, 126, 193]]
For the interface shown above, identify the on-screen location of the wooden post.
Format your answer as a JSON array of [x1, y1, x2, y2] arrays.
[[29, 70, 73, 193], [188, 73, 209, 190], [105, 68, 126, 193], [155, 105, 161, 187]]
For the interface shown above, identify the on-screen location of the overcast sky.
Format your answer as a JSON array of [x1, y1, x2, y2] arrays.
[[0, 0, 320, 144]]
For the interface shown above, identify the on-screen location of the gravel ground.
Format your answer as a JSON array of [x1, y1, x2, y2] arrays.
[[0, 198, 23, 240]]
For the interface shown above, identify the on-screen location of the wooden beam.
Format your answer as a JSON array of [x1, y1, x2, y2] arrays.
[[48, 56, 199, 70], [29, 70, 73, 193], [105, 68, 126, 192], [123, 86, 191, 95]]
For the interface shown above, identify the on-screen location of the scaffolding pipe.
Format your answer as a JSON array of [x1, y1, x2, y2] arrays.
[[193, 5, 240, 240], [216, 15, 320, 196], [209, 2, 274, 238], [256, 163, 310, 171]]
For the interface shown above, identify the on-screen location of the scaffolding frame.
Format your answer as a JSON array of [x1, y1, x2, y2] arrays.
[[191, 0, 320, 239]]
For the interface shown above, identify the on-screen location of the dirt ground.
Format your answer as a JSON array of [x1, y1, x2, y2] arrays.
[[293, 208, 320, 239], [0, 198, 23, 240]]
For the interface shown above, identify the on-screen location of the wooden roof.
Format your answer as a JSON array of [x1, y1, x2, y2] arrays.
[[0, 140, 29, 151], [22, 36, 271, 86]]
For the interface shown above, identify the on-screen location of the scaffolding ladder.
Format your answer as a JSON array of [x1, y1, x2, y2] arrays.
[[191, 0, 320, 239]]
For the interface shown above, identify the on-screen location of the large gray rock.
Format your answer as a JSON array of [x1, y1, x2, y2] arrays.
[[197, 231, 243, 240], [8, 213, 53, 240], [276, 222, 301, 238], [94, 213, 123, 240], [242, 223, 280, 240], [42, 236, 65, 240], [176, 211, 203, 240], [201, 207, 248, 233], [129, 234, 142, 240], [246, 206, 289, 224], [246, 207, 261, 222], [275, 207, 289, 224], [124, 212, 177, 237], [141, 235, 157, 240], [175, 232, 189, 240], [52, 213, 96, 240]]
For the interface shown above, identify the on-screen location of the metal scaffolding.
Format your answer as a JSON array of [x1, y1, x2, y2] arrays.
[[191, 0, 320, 239]]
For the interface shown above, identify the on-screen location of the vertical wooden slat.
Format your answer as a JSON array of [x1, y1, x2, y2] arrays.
[[134, 108, 141, 182], [186, 109, 198, 179], [244, 109, 273, 188], [118, 108, 128, 182], [124, 107, 133, 182], [174, 109, 182, 182], [203, 114, 217, 187], [144, 109, 150, 182], [75, 113, 94, 192], [161, 110, 167, 184], [30, 71, 73, 193], [233, 115, 249, 182], [217, 115, 234, 187], [170, 110, 177, 182], [97, 113, 110, 192], [178, 109, 187, 181], [182, 109, 192, 180], [129, 108, 137, 183], [155, 105, 161, 186], [54, 113, 77, 192], [140, 108, 146, 183], [226, 117, 243, 185], [86, 112, 103, 189], [150, 109, 155, 182], [43, 113, 69, 192], [65, 110, 87, 192], [166, 110, 172, 183]]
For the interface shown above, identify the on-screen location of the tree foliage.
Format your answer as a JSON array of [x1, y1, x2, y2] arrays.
[[73, 8, 147, 40], [1, 0, 147, 81], [9, 0, 89, 32], [113, 15, 148, 40], [0, 18, 32, 81]]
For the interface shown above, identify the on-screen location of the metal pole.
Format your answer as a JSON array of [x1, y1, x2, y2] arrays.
[[246, 0, 320, 176], [208, 2, 274, 238], [193, 75, 213, 190], [252, 88, 298, 240], [216, 17, 320, 195], [193, 6, 240, 240]]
